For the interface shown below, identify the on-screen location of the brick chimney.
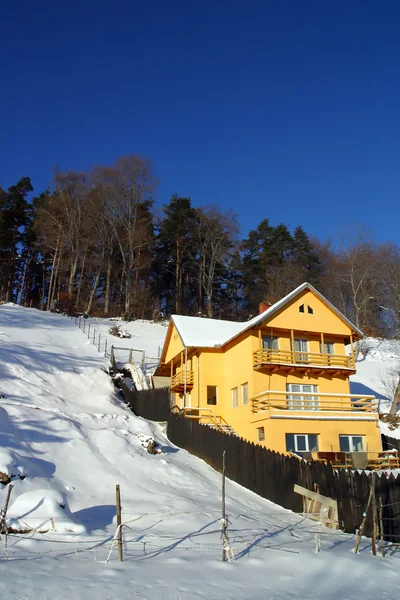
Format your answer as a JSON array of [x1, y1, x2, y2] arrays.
[[259, 301, 272, 314]]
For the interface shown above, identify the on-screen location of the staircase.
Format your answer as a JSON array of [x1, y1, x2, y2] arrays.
[[181, 407, 238, 436]]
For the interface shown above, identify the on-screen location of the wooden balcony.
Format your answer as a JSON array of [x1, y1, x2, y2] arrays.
[[253, 349, 355, 373], [171, 370, 194, 393], [252, 390, 377, 414]]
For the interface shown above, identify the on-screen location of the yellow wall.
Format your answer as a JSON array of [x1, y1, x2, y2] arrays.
[[165, 325, 185, 364], [266, 289, 352, 336], [248, 414, 382, 454]]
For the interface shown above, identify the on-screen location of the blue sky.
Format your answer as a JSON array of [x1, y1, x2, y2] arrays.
[[2, 1, 400, 243]]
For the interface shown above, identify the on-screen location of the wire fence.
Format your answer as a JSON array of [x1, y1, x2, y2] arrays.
[[0, 506, 364, 564]]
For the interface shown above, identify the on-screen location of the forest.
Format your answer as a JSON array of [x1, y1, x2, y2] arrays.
[[1, 153, 400, 337]]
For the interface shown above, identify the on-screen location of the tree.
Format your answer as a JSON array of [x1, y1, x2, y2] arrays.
[[93, 155, 157, 319], [0, 177, 33, 302], [330, 232, 383, 334], [153, 195, 197, 315], [193, 206, 239, 317]]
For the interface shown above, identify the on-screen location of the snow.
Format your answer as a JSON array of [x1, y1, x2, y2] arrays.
[[0, 305, 399, 599]]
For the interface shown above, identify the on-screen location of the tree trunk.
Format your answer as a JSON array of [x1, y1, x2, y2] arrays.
[[86, 268, 101, 315], [18, 249, 31, 305], [104, 259, 112, 316], [75, 245, 88, 308], [47, 246, 59, 310], [389, 378, 400, 415], [50, 249, 62, 308], [68, 256, 78, 300]]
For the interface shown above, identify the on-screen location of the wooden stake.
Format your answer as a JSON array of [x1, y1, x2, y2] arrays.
[[371, 473, 377, 556], [116, 484, 123, 562], [354, 478, 374, 554], [1, 484, 14, 534], [379, 496, 385, 557], [222, 450, 227, 561]]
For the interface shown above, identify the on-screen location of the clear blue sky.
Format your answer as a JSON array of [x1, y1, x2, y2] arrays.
[[2, 1, 400, 243]]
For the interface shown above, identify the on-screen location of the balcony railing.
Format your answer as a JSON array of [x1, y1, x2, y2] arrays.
[[171, 370, 194, 391], [252, 390, 377, 413], [253, 349, 355, 370]]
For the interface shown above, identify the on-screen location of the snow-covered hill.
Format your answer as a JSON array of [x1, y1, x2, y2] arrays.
[[0, 305, 399, 600]]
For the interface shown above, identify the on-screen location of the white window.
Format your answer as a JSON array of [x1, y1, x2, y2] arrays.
[[292, 338, 309, 363], [231, 387, 238, 408], [286, 433, 318, 453], [241, 382, 249, 405], [257, 427, 265, 442], [339, 435, 365, 452], [262, 336, 279, 350], [319, 341, 334, 354], [207, 386, 217, 406], [286, 384, 319, 410]]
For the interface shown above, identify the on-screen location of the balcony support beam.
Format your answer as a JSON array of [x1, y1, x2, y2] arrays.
[[290, 329, 295, 363]]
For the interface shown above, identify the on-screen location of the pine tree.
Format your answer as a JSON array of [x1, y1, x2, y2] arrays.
[[0, 177, 33, 302]]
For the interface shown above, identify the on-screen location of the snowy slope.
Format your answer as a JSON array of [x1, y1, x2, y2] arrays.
[[0, 306, 399, 599]]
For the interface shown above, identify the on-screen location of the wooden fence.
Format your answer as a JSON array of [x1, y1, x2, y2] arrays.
[[119, 381, 171, 422], [166, 414, 400, 540]]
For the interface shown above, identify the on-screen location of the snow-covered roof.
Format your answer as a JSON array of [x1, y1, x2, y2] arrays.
[[171, 282, 363, 349], [172, 315, 245, 348]]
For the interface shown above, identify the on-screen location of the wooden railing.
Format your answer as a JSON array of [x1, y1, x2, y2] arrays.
[[171, 370, 194, 390], [252, 390, 377, 413], [292, 450, 399, 470], [253, 349, 355, 369], [178, 407, 235, 434]]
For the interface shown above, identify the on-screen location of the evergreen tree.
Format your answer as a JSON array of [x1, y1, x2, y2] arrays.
[[292, 226, 321, 284], [0, 177, 33, 302], [152, 195, 197, 315]]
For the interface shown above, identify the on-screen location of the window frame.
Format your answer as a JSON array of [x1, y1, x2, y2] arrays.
[[231, 387, 238, 408], [241, 382, 249, 405], [206, 385, 218, 406], [292, 338, 309, 363], [286, 433, 319, 453], [339, 435, 366, 452], [286, 383, 319, 410], [319, 340, 335, 355], [262, 336, 279, 350], [257, 427, 265, 442]]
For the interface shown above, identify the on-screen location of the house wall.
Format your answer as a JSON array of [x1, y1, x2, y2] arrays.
[[249, 413, 382, 454], [267, 289, 352, 336], [165, 325, 185, 364]]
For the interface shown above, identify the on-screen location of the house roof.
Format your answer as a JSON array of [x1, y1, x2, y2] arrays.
[[171, 282, 363, 349]]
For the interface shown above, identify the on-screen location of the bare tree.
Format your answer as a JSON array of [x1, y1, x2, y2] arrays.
[[194, 207, 239, 318], [329, 230, 383, 334], [92, 156, 157, 319]]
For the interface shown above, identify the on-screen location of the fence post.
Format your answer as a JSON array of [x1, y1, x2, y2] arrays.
[[116, 484, 123, 562], [98, 333, 101, 352], [93, 329, 96, 343], [83, 320, 86, 333], [129, 349, 133, 364], [142, 351, 145, 367], [104, 338, 108, 357], [371, 472, 377, 556], [111, 345, 115, 369], [88, 324, 91, 339]]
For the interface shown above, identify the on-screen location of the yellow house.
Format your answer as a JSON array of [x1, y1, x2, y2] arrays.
[[155, 283, 382, 459]]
